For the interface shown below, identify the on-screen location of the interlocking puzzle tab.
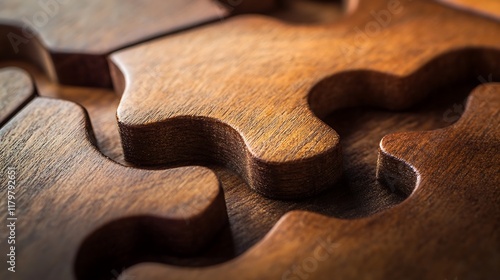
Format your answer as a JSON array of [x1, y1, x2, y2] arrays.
[[123, 83, 500, 280], [110, 0, 500, 199], [0, 97, 227, 279]]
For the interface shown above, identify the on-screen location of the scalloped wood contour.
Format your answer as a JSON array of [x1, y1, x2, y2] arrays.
[[0, 97, 227, 280], [0, 0, 275, 87], [110, 0, 500, 199], [124, 83, 500, 279]]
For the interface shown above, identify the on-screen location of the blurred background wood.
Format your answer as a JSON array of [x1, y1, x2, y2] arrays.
[[438, 0, 500, 19]]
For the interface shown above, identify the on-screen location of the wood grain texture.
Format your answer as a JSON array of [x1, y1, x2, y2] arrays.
[[0, 67, 35, 126], [125, 83, 500, 280], [110, 0, 500, 199], [0, 98, 227, 280], [1, 1, 499, 279], [0, 0, 343, 164], [0, 0, 276, 87], [2, 61, 480, 273], [438, 0, 500, 19], [0, 61, 127, 164]]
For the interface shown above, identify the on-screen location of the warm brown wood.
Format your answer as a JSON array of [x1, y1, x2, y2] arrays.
[[0, 0, 276, 87], [110, 0, 500, 199], [1, 1, 499, 279], [124, 83, 500, 280], [438, 0, 500, 19], [0, 0, 343, 165], [2, 60, 479, 271], [0, 97, 227, 279], [267, 0, 344, 23], [0, 61, 127, 164], [0, 67, 35, 126]]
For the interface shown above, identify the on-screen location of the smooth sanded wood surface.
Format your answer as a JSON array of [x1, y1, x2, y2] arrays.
[[438, 0, 500, 19], [2, 60, 482, 272], [0, 0, 343, 165], [0, 97, 227, 280], [0, 67, 35, 126], [124, 83, 500, 280], [0, 61, 127, 164], [110, 0, 500, 199], [0, 0, 499, 279], [0, 0, 276, 87]]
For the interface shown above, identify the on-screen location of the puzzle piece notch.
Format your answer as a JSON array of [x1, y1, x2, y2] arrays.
[[379, 84, 500, 192], [0, 67, 36, 126], [0, 0, 276, 87], [111, 0, 500, 199], [0, 97, 227, 279], [122, 84, 500, 279]]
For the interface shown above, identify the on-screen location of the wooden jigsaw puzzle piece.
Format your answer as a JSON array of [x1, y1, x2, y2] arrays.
[[0, 67, 35, 126], [0, 0, 276, 87], [0, 60, 128, 164], [0, 98, 227, 279], [2, 57, 469, 268], [110, 0, 500, 199], [122, 83, 500, 280]]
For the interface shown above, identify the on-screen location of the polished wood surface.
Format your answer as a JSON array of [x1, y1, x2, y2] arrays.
[[0, 95, 226, 280], [0, 0, 498, 279], [0, 61, 127, 164], [0, 67, 35, 126], [0, 0, 276, 87], [438, 0, 500, 19], [126, 83, 500, 279], [110, 0, 500, 199]]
